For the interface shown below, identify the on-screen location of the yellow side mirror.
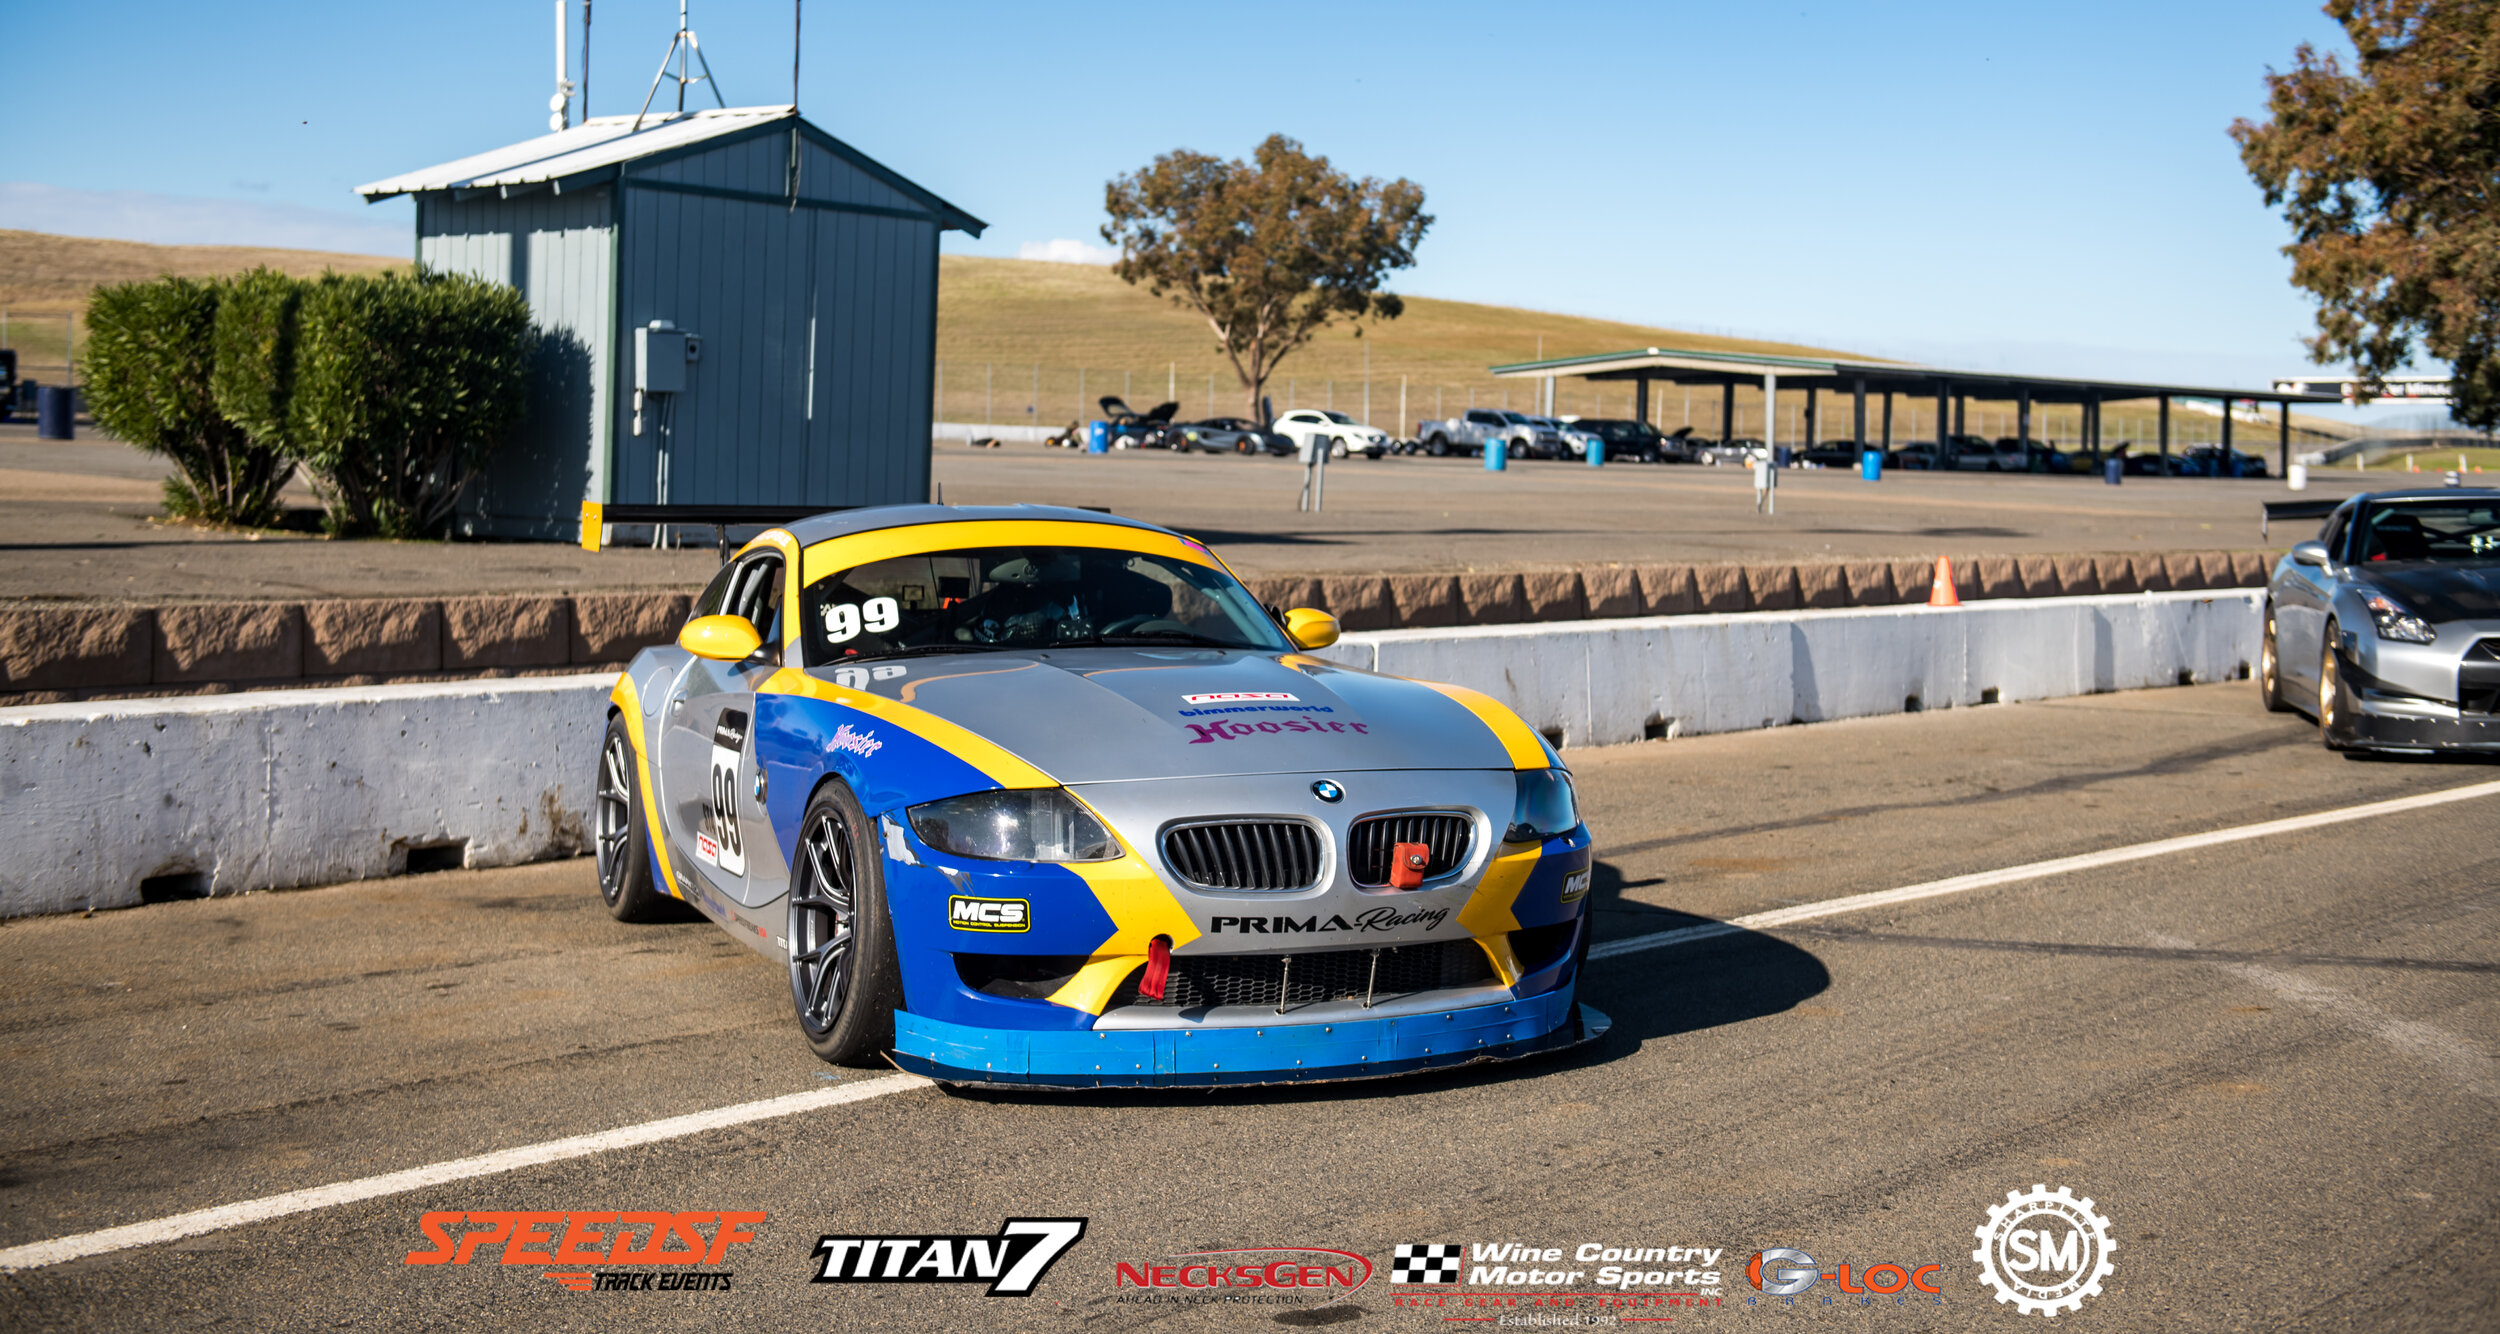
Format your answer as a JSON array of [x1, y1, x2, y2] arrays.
[[679, 614, 763, 662], [1282, 607, 1340, 650]]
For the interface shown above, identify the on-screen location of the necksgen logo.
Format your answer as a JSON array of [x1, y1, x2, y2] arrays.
[[810, 1219, 1087, 1296], [1116, 1246, 1374, 1295]]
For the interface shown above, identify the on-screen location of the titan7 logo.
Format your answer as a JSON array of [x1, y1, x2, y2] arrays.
[[809, 1219, 1087, 1296]]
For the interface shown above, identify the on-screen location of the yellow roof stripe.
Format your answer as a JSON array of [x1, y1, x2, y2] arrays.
[[799, 519, 1220, 588]]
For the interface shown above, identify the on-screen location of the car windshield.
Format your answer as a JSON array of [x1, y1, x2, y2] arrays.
[[1501, 412, 1535, 425], [1319, 410, 1356, 424], [2354, 499, 2500, 563], [800, 544, 1290, 663], [1585, 420, 1658, 441]]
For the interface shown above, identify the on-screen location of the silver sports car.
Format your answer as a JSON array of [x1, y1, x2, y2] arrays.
[[2261, 487, 2500, 751]]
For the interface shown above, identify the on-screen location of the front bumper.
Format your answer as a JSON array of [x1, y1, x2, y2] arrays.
[[890, 990, 1605, 1089], [2328, 705, 2500, 752]]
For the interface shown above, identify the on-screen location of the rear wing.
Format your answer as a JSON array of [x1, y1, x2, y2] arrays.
[[578, 502, 852, 561], [2260, 498, 2341, 540]]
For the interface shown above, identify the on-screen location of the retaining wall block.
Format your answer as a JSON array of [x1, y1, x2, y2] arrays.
[[2135, 553, 2175, 593], [2160, 552, 2212, 591], [443, 595, 572, 671], [0, 606, 156, 692], [1796, 563, 1850, 609], [1743, 565, 1802, 612], [1520, 570, 1588, 623], [1580, 567, 1641, 620], [1842, 561, 1899, 606], [154, 602, 304, 684], [1636, 565, 1699, 616], [2053, 554, 2103, 598], [1320, 576, 1399, 632], [1971, 557, 2027, 600], [1458, 573, 1526, 625], [1383, 574, 1460, 630], [2018, 556, 2068, 599], [1248, 576, 1323, 615], [305, 599, 443, 676], [2199, 550, 2240, 589], [1692, 565, 1749, 613], [2094, 554, 2144, 596], [2232, 550, 2272, 587], [569, 591, 690, 664]]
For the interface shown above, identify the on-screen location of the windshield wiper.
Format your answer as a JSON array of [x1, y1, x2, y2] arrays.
[[828, 642, 1010, 665]]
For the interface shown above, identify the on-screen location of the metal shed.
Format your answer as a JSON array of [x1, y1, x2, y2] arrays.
[[357, 106, 984, 539]]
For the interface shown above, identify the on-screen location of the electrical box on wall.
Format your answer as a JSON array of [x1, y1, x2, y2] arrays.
[[635, 320, 695, 394]]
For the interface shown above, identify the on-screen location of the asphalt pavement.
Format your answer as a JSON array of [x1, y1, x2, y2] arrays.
[[1, 681, 2494, 1331]]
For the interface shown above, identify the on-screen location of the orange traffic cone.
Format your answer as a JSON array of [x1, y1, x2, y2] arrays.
[[1928, 555, 1962, 608]]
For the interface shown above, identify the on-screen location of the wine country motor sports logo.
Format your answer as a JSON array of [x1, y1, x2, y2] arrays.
[[403, 1209, 765, 1294], [1972, 1185, 2117, 1316], [808, 1219, 1086, 1296]]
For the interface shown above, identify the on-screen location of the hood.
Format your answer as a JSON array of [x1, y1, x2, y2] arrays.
[[811, 648, 1516, 783], [2359, 563, 2500, 622]]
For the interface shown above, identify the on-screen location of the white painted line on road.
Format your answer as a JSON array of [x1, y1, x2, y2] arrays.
[[0, 1073, 931, 1273], [1591, 779, 2500, 962], [2151, 931, 2500, 1100]]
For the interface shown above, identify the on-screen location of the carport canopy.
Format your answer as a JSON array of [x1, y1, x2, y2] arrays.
[[1490, 345, 2347, 475]]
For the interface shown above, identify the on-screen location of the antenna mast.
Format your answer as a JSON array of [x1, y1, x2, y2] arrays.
[[548, 0, 575, 131], [632, 0, 727, 132]]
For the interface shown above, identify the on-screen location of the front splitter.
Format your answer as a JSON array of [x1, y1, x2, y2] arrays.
[[887, 992, 1609, 1090]]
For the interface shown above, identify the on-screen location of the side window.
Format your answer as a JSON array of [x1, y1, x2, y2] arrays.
[[2320, 510, 2349, 563], [728, 555, 784, 645], [691, 561, 739, 621]]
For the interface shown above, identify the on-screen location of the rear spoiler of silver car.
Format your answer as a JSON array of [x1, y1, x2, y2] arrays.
[[2261, 498, 2341, 540]]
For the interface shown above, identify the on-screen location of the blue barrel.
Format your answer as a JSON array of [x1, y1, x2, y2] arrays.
[[1484, 440, 1507, 471], [2104, 457, 2123, 485], [1861, 449, 1883, 481], [1773, 444, 1793, 468], [36, 385, 73, 440], [1085, 420, 1110, 453], [1586, 438, 1604, 467]]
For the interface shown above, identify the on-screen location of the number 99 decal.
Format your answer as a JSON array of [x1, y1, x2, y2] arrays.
[[822, 596, 901, 644], [700, 710, 749, 876]]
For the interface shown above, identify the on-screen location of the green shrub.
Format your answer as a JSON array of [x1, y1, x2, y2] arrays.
[[288, 270, 533, 538], [209, 267, 308, 455], [84, 276, 292, 526]]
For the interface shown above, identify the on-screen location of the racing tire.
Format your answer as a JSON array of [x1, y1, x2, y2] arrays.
[[1426, 435, 1447, 457], [787, 782, 903, 1065], [2317, 623, 2349, 749], [2258, 608, 2289, 713], [595, 714, 686, 924]]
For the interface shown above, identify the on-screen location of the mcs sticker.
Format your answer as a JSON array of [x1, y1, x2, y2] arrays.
[[948, 896, 1030, 932]]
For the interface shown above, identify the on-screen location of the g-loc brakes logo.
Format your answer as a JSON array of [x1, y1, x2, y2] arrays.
[[810, 1218, 1085, 1296], [1972, 1185, 2116, 1316], [1746, 1247, 1942, 1298]]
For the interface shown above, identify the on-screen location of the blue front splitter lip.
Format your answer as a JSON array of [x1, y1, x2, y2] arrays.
[[888, 989, 1607, 1089]]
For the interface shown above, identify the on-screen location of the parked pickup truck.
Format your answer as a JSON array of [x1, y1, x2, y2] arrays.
[[1415, 408, 1563, 459]]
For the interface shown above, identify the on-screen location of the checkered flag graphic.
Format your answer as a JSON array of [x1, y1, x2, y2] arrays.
[[1392, 1243, 1463, 1285]]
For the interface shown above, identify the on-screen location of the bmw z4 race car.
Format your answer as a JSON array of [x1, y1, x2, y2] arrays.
[[2262, 487, 2500, 752], [595, 505, 1604, 1087]]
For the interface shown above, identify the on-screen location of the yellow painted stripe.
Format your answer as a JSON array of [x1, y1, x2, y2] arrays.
[[1457, 844, 1540, 988], [1418, 681, 1549, 770], [756, 667, 1057, 789], [1043, 793, 1202, 1016], [608, 673, 686, 902], [798, 519, 1220, 588]]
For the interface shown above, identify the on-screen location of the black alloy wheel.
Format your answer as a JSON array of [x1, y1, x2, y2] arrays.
[[786, 784, 902, 1064], [595, 715, 681, 922]]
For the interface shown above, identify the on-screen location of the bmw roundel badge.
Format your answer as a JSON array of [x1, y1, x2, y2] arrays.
[[1311, 780, 1344, 803]]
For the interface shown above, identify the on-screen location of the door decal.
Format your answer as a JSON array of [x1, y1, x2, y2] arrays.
[[698, 709, 749, 876]]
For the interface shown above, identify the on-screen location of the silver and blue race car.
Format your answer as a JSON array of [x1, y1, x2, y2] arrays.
[[594, 504, 1604, 1087], [2261, 487, 2500, 752]]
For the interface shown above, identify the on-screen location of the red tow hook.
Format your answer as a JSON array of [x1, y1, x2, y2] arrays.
[[1389, 842, 1430, 890], [1140, 935, 1172, 1001]]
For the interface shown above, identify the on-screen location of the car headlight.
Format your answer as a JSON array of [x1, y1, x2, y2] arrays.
[[1505, 768, 1580, 843], [908, 789, 1119, 862], [2358, 587, 2437, 644]]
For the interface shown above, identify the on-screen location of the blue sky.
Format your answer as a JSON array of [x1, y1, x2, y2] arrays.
[[5, 1, 2382, 400]]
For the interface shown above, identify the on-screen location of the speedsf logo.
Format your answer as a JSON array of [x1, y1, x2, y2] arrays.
[[404, 1209, 764, 1294], [809, 1218, 1085, 1296]]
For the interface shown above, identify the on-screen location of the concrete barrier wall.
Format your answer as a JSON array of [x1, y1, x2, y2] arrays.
[[0, 590, 2262, 918], [0, 675, 613, 918], [1312, 590, 2265, 748]]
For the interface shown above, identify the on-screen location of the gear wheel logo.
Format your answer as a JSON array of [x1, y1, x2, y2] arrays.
[[1972, 1184, 2116, 1317]]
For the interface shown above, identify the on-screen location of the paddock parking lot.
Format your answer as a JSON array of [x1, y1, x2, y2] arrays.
[[2, 682, 2491, 1331]]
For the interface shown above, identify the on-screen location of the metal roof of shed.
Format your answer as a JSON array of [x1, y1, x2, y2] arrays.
[[1489, 345, 2343, 405], [355, 105, 984, 234]]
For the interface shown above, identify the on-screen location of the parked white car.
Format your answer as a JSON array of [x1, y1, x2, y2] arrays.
[[1271, 409, 1389, 460]]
